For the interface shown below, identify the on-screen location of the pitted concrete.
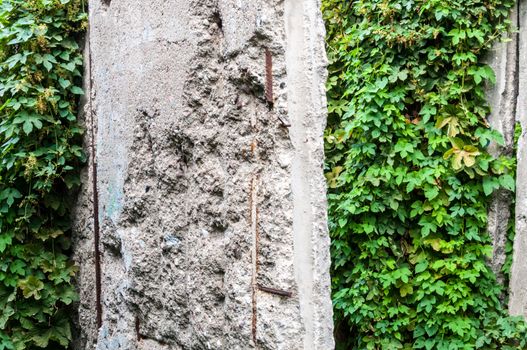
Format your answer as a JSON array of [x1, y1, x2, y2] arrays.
[[73, 1, 334, 349], [486, 4, 518, 285], [486, 0, 527, 317], [510, 0, 527, 317]]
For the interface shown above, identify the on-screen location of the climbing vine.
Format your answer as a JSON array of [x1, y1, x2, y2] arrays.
[[323, 0, 527, 349], [0, 0, 86, 348]]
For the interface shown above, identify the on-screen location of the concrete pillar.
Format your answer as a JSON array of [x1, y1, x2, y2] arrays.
[[486, 4, 518, 285], [510, 0, 527, 316], [72, 1, 334, 349], [486, 0, 527, 317]]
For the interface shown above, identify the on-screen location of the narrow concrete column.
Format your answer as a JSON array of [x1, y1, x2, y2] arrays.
[[486, 4, 518, 284], [73, 0, 334, 349], [510, 0, 527, 316], [285, 0, 334, 348]]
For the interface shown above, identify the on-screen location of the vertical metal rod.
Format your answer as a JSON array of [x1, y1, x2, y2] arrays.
[[250, 176, 259, 345], [265, 49, 273, 106]]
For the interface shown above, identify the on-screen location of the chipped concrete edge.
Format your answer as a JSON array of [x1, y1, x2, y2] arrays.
[[510, 0, 527, 317], [285, 0, 335, 348], [486, 3, 518, 285]]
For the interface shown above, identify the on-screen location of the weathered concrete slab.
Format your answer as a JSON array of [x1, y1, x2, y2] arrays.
[[510, 0, 527, 316], [73, 0, 334, 349], [486, 4, 518, 285]]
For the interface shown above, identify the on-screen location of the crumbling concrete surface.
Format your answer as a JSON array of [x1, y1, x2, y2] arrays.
[[510, 0, 527, 316], [485, 4, 518, 285], [488, 0, 527, 317], [485, 0, 527, 317], [73, 0, 334, 349]]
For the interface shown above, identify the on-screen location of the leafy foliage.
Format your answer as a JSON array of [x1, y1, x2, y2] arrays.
[[323, 0, 527, 348], [0, 0, 86, 348]]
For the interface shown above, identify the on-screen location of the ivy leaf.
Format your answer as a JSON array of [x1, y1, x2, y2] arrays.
[[70, 86, 84, 95], [398, 69, 409, 81], [58, 78, 71, 89], [424, 187, 440, 200], [419, 218, 437, 238], [499, 174, 515, 191], [57, 287, 78, 305], [9, 260, 25, 275], [400, 284, 414, 297], [59, 51, 70, 60], [420, 104, 437, 124], [483, 177, 500, 196], [0, 188, 22, 207], [0, 338, 15, 350], [0, 234, 13, 253], [394, 139, 414, 158], [43, 59, 53, 71], [415, 260, 428, 274], [51, 317, 73, 345], [0, 306, 14, 328], [468, 65, 496, 85], [448, 28, 467, 45], [62, 61, 76, 72], [13, 111, 43, 135], [452, 153, 463, 170], [436, 116, 460, 137], [18, 276, 45, 300], [42, 54, 57, 71], [31, 329, 52, 348]]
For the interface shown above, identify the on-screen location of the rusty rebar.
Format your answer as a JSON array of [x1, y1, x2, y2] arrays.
[[265, 49, 273, 106], [257, 284, 293, 298]]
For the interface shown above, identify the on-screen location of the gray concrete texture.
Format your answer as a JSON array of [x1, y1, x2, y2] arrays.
[[510, 0, 527, 316], [486, 0, 527, 316], [486, 3, 518, 285], [72, 0, 334, 349]]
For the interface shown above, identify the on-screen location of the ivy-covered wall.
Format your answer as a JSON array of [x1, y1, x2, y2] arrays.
[[323, 0, 527, 348], [7, 0, 527, 349]]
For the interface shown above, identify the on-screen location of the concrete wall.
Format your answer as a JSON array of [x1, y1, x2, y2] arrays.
[[510, 0, 527, 316], [486, 4, 518, 285], [487, 0, 527, 317], [72, 0, 334, 349]]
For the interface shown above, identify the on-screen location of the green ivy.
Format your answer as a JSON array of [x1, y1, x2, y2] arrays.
[[0, 0, 86, 349], [323, 0, 527, 348]]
